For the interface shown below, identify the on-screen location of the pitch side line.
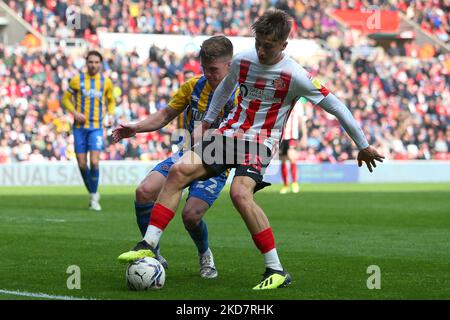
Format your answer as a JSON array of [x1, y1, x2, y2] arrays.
[[0, 289, 96, 300]]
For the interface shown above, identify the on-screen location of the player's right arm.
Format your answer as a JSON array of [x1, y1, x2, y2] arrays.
[[112, 80, 193, 143], [112, 106, 180, 142], [62, 75, 86, 124]]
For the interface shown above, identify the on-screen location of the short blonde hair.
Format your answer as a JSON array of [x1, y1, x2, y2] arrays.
[[199, 35, 233, 63]]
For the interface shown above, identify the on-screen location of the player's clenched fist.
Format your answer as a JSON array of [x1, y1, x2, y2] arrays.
[[112, 123, 137, 143]]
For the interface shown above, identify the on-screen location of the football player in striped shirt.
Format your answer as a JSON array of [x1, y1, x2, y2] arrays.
[[118, 9, 384, 290], [62, 51, 115, 211], [114, 36, 238, 278]]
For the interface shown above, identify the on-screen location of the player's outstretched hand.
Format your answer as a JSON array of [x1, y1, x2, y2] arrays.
[[112, 123, 137, 143], [357, 146, 385, 173]]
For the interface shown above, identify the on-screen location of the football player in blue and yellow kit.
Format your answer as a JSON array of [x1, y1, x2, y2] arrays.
[[112, 36, 237, 278], [62, 51, 115, 211]]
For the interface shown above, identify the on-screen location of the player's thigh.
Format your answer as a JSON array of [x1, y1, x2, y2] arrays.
[[168, 151, 211, 183], [87, 129, 104, 154], [136, 170, 166, 202], [176, 150, 204, 166]]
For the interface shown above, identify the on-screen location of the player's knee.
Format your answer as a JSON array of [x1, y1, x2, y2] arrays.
[[135, 183, 158, 203], [182, 207, 204, 229], [230, 185, 252, 208]]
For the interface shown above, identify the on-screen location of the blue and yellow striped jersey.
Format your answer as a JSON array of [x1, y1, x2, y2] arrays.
[[171, 76, 239, 133], [63, 72, 115, 129]]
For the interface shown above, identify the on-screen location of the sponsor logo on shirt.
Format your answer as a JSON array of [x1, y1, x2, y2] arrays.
[[239, 83, 281, 102], [191, 108, 205, 121], [82, 89, 103, 98]]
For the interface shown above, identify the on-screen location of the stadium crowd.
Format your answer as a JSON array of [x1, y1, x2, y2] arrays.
[[5, 0, 449, 43], [0, 39, 448, 164], [0, 1, 448, 164], [334, 0, 449, 44]]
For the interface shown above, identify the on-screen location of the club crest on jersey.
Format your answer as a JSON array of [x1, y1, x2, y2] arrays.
[[239, 84, 248, 98], [272, 78, 286, 90]]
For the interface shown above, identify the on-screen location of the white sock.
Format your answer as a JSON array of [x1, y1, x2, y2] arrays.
[[200, 247, 211, 257], [90, 193, 100, 201], [264, 248, 283, 271], [143, 225, 163, 248]]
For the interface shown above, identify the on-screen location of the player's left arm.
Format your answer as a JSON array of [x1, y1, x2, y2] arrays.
[[62, 75, 85, 124], [317, 94, 384, 171], [295, 71, 384, 172]]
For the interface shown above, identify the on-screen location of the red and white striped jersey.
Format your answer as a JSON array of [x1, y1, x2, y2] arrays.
[[213, 48, 329, 151], [283, 101, 305, 140]]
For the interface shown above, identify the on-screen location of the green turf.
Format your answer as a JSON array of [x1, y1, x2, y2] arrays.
[[0, 183, 449, 300]]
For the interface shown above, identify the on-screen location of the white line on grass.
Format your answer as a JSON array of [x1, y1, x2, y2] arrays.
[[0, 289, 96, 300], [45, 219, 66, 223]]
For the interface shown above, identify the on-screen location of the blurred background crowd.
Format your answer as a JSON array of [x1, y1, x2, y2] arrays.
[[5, 0, 449, 43], [0, 0, 448, 163]]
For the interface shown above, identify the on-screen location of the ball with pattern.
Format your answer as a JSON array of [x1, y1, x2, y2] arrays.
[[126, 257, 165, 290]]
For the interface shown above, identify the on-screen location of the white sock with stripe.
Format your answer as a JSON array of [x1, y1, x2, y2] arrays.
[[264, 248, 283, 271], [143, 225, 163, 248]]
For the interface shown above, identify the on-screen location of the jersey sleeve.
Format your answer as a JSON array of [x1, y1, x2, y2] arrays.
[[67, 75, 80, 95], [62, 75, 80, 113], [105, 78, 115, 115], [292, 67, 329, 106], [168, 78, 195, 112], [233, 86, 240, 106]]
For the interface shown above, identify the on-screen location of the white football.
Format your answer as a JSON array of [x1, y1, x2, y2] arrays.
[[126, 257, 165, 290]]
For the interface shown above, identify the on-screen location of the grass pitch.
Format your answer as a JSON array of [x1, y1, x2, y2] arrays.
[[0, 183, 449, 300]]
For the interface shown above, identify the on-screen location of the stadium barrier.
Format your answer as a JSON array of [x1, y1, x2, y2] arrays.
[[1, 161, 449, 186]]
